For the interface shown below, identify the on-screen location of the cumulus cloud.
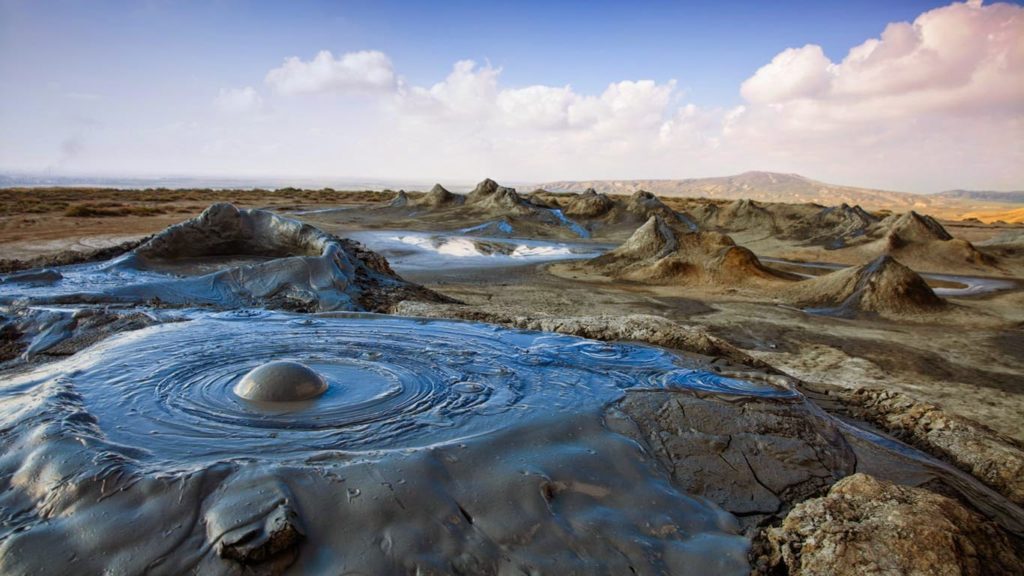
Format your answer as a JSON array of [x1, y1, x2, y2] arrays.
[[398, 60, 501, 119], [265, 50, 395, 95], [185, 1, 1021, 189], [496, 85, 579, 129], [739, 1, 1023, 112], [724, 0, 1024, 189], [573, 80, 677, 131], [740, 45, 834, 103], [392, 60, 677, 134], [214, 86, 263, 114]]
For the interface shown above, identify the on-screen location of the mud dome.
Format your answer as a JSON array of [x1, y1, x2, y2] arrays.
[[234, 361, 329, 402], [0, 312, 795, 574], [0, 204, 443, 312]]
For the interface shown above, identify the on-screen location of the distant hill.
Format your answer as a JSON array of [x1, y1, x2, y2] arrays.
[[931, 189, 1024, 203], [957, 207, 1024, 224], [540, 172, 1024, 218]]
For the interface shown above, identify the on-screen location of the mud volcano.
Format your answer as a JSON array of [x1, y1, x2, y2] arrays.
[[0, 311, 807, 573], [787, 255, 946, 316], [0, 203, 446, 312], [573, 215, 793, 285]]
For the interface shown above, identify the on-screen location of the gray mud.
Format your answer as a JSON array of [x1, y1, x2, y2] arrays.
[[3, 312, 789, 467], [0, 311, 784, 574], [0, 204, 446, 312]]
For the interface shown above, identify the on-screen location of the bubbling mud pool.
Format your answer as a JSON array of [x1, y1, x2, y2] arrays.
[[0, 310, 795, 574], [11, 311, 791, 467]]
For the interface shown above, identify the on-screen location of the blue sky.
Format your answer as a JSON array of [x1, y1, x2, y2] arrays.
[[1, 0, 1022, 191], [3, 1, 947, 104]]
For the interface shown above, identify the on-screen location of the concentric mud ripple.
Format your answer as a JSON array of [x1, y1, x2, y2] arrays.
[[19, 312, 791, 466]]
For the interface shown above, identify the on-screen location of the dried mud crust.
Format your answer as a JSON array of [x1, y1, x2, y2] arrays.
[[609, 389, 856, 531], [0, 237, 148, 274], [752, 473, 1023, 576], [819, 385, 1024, 507], [0, 306, 165, 368]]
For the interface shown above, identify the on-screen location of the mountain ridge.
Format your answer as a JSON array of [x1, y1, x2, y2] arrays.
[[540, 171, 1023, 217], [931, 189, 1024, 203]]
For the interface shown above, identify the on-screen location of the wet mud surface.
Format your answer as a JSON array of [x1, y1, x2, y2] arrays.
[[0, 311, 786, 574], [10, 312, 785, 467]]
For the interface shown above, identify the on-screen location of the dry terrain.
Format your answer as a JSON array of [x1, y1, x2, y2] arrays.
[[543, 171, 1024, 222], [1, 184, 1022, 441]]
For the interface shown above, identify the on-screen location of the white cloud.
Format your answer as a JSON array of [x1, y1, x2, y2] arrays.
[[740, 45, 834, 103], [739, 1, 1024, 112], [723, 0, 1024, 189], [574, 80, 677, 131], [265, 50, 395, 95], [398, 60, 501, 119], [496, 85, 578, 129], [392, 60, 677, 134], [50, 1, 1018, 190], [214, 86, 263, 114]]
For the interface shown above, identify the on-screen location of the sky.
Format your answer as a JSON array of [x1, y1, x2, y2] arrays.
[[0, 0, 1021, 192]]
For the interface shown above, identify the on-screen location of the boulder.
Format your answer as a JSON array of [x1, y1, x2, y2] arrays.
[[759, 473, 1023, 575]]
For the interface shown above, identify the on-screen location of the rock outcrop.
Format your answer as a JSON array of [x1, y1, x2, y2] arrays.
[[787, 255, 945, 316], [759, 473, 1023, 575]]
